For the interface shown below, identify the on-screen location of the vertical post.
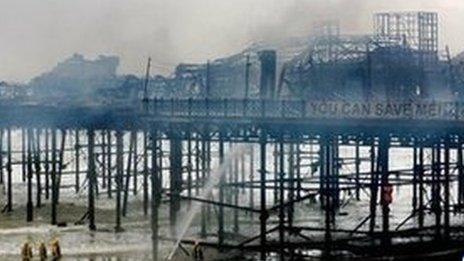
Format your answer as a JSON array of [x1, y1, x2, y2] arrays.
[[355, 138, 361, 200], [418, 143, 424, 228], [233, 147, 239, 233], [35, 129, 42, 208], [26, 129, 33, 222], [87, 130, 96, 231], [273, 143, 279, 204], [56, 130, 66, 203], [44, 129, 50, 200], [133, 132, 138, 195], [22, 128, 26, 182], [412, 140, 418, 211], [107, 130, 112, 198], [75, 129, 80, 193], [200, 136, 207, 238], [288, 143, 295, 228], [259, 129, 268, 260], [123, 131, 134, 216], [143, 131, 149, 215], [319, 138, 325, 210], [187, 133, 192, 208], [0, 128, 3, 185], [240, 148, 245, 194], [444, 136, 450, 239], [458, 136, 464, 205], [278, 137, 285, 261], [102, 131, 107, 189], [249, 145, 255, 220], [51, 129, 57, 225], [369, 140, 378, 234], [158, 138, 163, 199], [195, 138, 200, 196], [206, 140, 212, 224], [321, 135, 332, 254], [115, 130, 123, 232], [169, 135, 182, 237], [218, 133, 225, 248], [332, 138, 340, 208], [151, 129, 159, 261], [433, 141, 442, 239], [6, 128, 12, 212], [296, 142, 302, 200], [379, 135, 390, 247]]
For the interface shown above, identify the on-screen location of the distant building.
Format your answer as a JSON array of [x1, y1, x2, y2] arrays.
[[29, 53, 120, 103]]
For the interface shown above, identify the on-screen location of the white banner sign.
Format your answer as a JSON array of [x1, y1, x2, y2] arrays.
[[306, 101, 462, 121]]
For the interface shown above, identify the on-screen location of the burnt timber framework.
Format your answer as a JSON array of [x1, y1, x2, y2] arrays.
[[2, 100, 464, 260]]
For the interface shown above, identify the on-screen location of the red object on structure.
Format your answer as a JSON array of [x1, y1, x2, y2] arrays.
[[381, 184, 393, 205]]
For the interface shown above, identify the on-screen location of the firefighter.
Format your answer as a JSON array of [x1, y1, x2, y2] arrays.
[[21, 242, 33, 261], [50, 238, 62, 260], [192, 240, 204, 260], [38, 241, 48, 261]]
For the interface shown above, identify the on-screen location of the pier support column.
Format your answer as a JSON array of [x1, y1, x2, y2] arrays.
[[107, 131, 113, 199], [287, 143, 295, 228], [87, 130, 96, 231], [278, 138, 285, 261], [195, 137, 200, 197], [51, 129, 57, 225], [296, 141, 302, 200], [218, 132, 225, 249], [34, 129, 42, 208], [249, 145, 254, 220], [101, 131, 106, 190], [320, 134, 332, 255], [200, 136, 207, 238], [412, 141, 418, 212], [44, 129, 49, 200], [273, 144, 279, 204], [418, 142, 424, 228], [151, 129, 160, 261], [0, 129, 3, 185], [22, 128, 26, 182], [143, 131, 149, 215], [122, 131, 135, 216], [115, 130, 124, 232], [379, 135, 390, 247], [200, 136, 208, 237], [133, 132, 138, 195], [26, 129, 33, 222], [187, 133, 192, 209], [432, 141, 442, 239], [444, 136, 450, 239], [6, 128, 12, 212], [169, 135, 182, 237], [233, 146, 239, 233], [369, 139, 378, 234], [458, 136, 464, 205], [259, 129, 268, 260], [75, 130, 80, 193], [355, 138, 361, 201]]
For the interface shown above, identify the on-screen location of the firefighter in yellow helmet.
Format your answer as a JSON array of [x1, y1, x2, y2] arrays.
[[38, 241, 48, 261], [21, 242, 33, 261], [50, 238, 62, 260]]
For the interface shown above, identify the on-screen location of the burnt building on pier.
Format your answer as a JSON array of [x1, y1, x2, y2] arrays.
[[149, 11, 464, 102]]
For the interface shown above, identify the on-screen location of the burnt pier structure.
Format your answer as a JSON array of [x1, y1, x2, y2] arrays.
[[1, 99, 464, 260]]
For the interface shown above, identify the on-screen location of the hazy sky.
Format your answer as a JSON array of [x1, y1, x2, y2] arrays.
[[1, 0, 464, 82]]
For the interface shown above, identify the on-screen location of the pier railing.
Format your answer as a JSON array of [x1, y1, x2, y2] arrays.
[[145, 98, 464, 122]]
